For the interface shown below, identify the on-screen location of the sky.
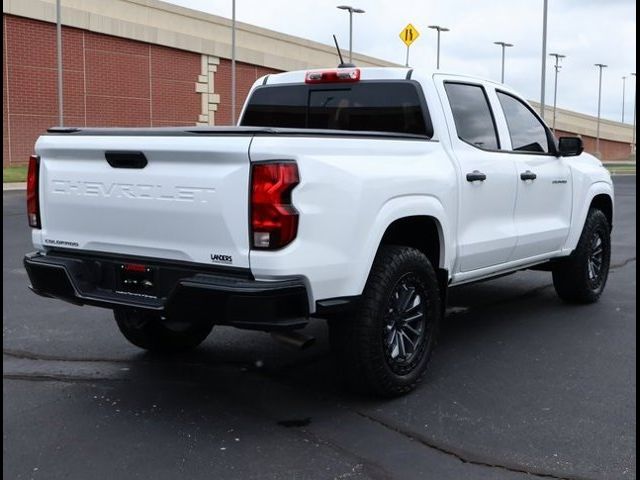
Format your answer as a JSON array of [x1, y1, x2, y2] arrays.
[[165, 0, 636, 123]]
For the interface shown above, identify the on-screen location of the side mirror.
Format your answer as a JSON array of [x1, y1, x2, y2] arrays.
[[557, 136, 583, 157]]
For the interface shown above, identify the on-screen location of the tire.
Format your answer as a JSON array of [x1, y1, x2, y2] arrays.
[[114, 309, 214, 353], [552, 208, 611, 304], [329, 245, 442, 397]]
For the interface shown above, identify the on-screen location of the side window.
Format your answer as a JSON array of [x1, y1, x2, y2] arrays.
[[444, 82, 499, 150], [497, 91, 550, 153]]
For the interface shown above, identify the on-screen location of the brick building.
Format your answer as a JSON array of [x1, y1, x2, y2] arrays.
[[2, 0, 391, 168], [2, 0, 635, 167], [531, 104, 635, 162]]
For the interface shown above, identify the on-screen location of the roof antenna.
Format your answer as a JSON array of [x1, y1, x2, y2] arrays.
[[333, 34, 355, 68]]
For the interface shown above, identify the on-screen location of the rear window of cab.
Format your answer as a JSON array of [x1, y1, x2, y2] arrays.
[[240, 81, 433, 138]]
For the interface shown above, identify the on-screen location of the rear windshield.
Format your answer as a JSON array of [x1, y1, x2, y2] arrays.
[[240, 81, 432, 137]]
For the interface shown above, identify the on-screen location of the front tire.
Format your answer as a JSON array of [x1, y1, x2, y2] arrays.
[[114, 310, 214, 353], [329, 245, 442, 397], [552, 208, 611, 304]]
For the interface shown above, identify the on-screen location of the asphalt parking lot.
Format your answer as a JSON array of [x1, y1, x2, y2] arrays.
[[3, 176, 635, 480]]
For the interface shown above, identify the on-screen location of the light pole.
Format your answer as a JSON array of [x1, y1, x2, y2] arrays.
[[540, 0, 548, 118], [56, 0, 63, 126], [594, 63, 608, 158], [549, 53, 565, 133], [428, 25, 449, 70], [494, 41, 513, 83], [231, 0, 236, 125], [337, 5, 365, 63], [632, 73, 636, 154], [621, 76, 627, 123]]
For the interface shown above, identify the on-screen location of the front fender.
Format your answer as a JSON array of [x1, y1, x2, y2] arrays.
[[564, 181, 614, 252]]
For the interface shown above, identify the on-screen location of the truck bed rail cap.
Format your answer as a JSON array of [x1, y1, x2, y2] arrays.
[[45, 126, 430, 140]]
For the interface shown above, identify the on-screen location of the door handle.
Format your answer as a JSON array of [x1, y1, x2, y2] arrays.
[[466, 170, 487, 182], [520, 170, 537, 181], [105, 151, 147, 169]]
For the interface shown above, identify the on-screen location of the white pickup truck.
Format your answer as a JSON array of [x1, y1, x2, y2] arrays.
[[25, 67, 613, 396]]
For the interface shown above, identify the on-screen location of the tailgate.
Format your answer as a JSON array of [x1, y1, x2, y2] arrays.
[[34, 134, 252, 268]]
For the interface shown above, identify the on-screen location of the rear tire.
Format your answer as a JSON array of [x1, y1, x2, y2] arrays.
[[552, 208, 611, 304], [329, 245, 441, 397], [114, 310, 213, 353]]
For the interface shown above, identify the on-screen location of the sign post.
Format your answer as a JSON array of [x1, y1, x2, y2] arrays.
[[399, 23, 420, 67]]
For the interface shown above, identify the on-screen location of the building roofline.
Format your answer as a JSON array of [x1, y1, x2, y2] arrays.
[[2, 0, 633, 144], [3, 0, 398, 71]]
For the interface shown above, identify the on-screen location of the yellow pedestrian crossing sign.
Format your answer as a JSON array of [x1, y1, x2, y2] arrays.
[[400, 24, 420, 47]]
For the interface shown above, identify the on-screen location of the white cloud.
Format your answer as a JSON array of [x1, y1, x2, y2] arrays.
[[166, 0, 636, 123]]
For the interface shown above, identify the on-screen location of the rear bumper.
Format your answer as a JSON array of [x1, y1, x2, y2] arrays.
[[24, 251, 309, 330]]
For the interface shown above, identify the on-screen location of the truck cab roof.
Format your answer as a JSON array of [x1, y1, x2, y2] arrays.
[[263, 67, 503, 88]]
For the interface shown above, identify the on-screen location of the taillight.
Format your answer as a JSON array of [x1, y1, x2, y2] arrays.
[[251, 162, 299, 250], [27, 155, 41, 229], [305, 68, 360, 84]]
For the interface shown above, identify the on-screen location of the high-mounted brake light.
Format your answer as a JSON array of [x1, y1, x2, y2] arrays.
[[251, 162, 299, 250], [305, 68, 360, 84], [27, 155, 41, 229], [122, 263, 148, 273]]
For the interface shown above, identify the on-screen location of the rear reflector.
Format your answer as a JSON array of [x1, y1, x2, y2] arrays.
[[305, 68, 360, 84], [251, 162, 299, 250], [27, 155, 41, 229]]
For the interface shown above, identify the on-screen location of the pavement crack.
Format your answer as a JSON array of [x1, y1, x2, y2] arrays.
[[285, 426, 394, 480], [3, 373, 121, 384], [610, 257, 636, 270], [355, 411, 592, 480], [2, 348, 253, 370], [3, 348, 130, 363]]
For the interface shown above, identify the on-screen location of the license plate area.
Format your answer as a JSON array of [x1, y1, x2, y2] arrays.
[[117, 263, 157, 297]]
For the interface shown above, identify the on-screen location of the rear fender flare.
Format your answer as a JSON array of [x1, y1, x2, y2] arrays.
[[353, 195, 451, 296]]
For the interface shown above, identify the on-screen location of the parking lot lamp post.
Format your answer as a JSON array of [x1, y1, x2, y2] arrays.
[[594, 63, 608, 158], [632, 73, 636, 154], [549, 53, 565, 133], [56, 0, 63, 126], [494, 41, 513, 83], [621, 76, 627, 123], [337, 5, 365, 63], [540, 0, 548, 118], [231, 0, 236, 124], [428, 25, 450, 69]]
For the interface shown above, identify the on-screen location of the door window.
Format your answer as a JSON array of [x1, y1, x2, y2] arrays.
[[497, 91, 550, 153], [444, 83, 499, 150]]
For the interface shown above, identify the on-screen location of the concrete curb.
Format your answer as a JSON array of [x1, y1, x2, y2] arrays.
[[3, 183, 26, 191]]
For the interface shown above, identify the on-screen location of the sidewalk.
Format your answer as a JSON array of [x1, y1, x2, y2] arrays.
[[3, 183, 26, 191], [604, 161, 636, 175]]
